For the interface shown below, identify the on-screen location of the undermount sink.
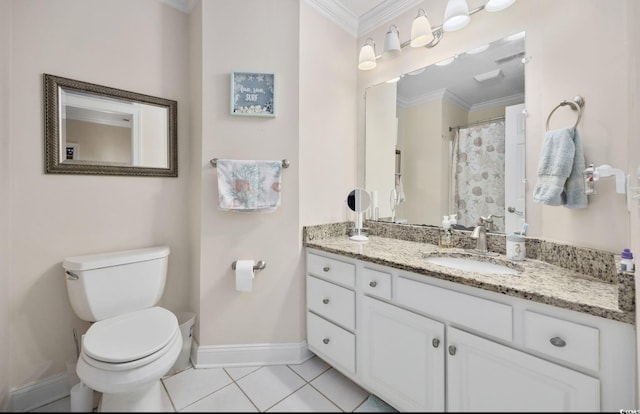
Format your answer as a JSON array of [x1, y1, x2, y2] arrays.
[[425, 256, 521, 275]]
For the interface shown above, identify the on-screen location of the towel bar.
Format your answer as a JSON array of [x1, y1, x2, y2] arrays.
[[231, 260, 266, 271], [210, 158, 290, 168], [546, 96, 584, 131]]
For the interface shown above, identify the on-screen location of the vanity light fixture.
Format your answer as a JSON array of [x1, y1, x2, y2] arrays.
[[382, 25, 402, 60], [356, 0, 518, 71], [410, 8, 434, 47], [358, 38, 377, 70], [443, 0, 471, 32], [485, 0, 517, 12]]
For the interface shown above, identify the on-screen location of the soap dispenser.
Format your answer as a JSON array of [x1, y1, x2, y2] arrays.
[[449, 214, 458, 229], [440, 216, 453, 248]]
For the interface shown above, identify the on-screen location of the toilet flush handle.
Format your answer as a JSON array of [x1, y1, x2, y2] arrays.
[[66, 270, 79, 280]]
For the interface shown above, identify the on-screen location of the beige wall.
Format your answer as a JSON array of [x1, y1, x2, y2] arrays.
[[6, 0, 191, 389], [1, 0, 12, 408], [300, 1, 358, 226], [357, 0, 631, 253], [66, 120, 132, 163]]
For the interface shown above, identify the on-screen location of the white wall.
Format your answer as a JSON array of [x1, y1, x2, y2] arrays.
[[1, 0, 13, 408], [6, 0, 191, 389], [357, 0, 631, 253]]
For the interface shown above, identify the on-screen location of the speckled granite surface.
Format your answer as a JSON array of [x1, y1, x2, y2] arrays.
[[303, 222, 635, 324]]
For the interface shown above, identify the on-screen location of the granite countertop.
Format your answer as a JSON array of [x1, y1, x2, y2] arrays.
[[304, 227, 635, 325]]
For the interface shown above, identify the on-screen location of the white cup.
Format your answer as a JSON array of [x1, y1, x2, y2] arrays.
[[507, 234, 525, 261]]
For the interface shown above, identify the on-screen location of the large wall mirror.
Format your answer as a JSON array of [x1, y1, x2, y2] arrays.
[[44, 74, 178, 177], [365, 32, 526, 234]]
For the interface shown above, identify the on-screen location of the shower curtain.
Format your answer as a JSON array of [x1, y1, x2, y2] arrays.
[[451, 120, 506, 232]]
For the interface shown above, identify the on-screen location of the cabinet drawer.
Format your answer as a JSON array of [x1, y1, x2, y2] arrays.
[[396, 277, 513, 342], [307, 311, 356, 374], [307, 276, 355, 330], [523, 311, 600, 372], [361, 267, 392, 300], [307, 252, 355, 288]]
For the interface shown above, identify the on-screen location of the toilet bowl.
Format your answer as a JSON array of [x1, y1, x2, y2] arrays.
[[76, 307, 182, 411], [63, 246, 182, 412]]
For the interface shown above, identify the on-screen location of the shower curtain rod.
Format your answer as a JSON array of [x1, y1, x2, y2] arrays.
[[449, 115, 505, 132]]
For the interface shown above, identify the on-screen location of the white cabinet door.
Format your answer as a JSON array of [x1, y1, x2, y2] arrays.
[[447, 327, 600, 412], [361, 296, 445, 411]]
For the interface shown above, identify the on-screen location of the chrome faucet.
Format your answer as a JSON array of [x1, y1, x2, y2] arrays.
[[470, 215, 502, 254]]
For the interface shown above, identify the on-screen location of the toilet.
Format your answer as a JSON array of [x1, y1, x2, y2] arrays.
[[63, 246, 182, 412]]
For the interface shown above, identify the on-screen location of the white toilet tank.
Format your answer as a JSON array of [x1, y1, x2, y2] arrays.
[[63, 246, 170, 322]]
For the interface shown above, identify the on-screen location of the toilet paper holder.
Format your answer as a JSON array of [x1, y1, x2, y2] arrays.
[[231, 260, 266, 272]]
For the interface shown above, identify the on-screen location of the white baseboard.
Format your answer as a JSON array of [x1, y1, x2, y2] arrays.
[[10, 373, 70, 412], [192, 339, 313, 368], [9, 341, 311, 411]]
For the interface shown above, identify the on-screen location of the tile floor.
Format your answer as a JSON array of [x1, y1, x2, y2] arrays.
[[31, 356, 398, 412]]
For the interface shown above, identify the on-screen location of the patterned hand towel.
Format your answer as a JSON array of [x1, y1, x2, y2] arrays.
[[216, 160, 282, 212], [533, 127, 587, 208]]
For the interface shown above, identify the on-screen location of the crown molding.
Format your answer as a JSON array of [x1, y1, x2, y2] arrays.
[[358, 0, 423, 37], [307, 0, 421, 38], [160, 0, 197, 14], [304, 0, 359, 37]]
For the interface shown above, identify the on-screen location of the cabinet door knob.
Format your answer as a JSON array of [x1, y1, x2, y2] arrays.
[[550, 336, 566, 347], [369, 281, 377, 288], [432, 338, 440, 348], [323, 266, 330, 272], [448, 345, 457, 356], [322, 338, 330, 344], [322, 298, 330, 304]]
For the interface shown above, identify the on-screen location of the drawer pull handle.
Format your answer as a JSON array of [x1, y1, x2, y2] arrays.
[[448, 345, 457, 356], [323, 266, 330, 272], [550, 337, 566, 347], [432, 338, 440, 348], [369, 281, 377, 288], [322, 298, 330, 304], [323, 338, 330, 344]]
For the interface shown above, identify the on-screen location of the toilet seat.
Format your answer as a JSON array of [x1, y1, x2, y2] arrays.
[[82, 307, 179, 371]]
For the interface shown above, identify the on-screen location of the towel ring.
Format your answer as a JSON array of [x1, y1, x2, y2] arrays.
[[546, 96, 585, 131]]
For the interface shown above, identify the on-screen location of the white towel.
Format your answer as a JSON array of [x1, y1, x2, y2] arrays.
[[533, 127, 587, 208], [216, 159, 282, 212]]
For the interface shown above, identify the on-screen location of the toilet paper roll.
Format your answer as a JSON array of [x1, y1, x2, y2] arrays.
[[235, 260, 255, 292], [70, 382, 93, 412]]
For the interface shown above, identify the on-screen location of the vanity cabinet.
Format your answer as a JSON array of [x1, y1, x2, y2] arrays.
[[305, 248, 636, 412], [446, 326, 600, 411], [361, 295, 445, 411]]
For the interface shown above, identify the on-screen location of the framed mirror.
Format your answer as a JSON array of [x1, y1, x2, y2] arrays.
[[44, 74, 178, 177], [365, 32, 526, 234]]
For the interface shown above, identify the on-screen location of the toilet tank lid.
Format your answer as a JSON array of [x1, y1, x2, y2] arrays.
[[63, 246, 170, 271]]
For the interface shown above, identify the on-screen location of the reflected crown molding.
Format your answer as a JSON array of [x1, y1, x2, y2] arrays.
[[398, 88, 470, 111]]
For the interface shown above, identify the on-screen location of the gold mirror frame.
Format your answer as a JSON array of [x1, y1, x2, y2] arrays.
[[44, 73, 178, 177]]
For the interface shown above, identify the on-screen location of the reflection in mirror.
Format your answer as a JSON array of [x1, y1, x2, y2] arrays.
[[44, 74, 178, 176], [365, 32, 526, 234], [347, 188, 371, 241]]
